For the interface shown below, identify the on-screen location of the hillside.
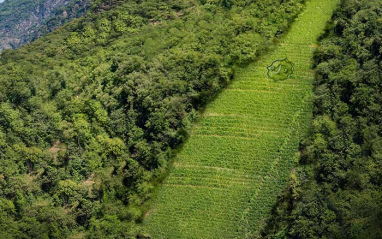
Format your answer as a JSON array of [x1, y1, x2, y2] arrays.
[[142, 0, 339, 237], [0, 0, 306, 238], [1, 0, 380, 238], [0, 0, 88, 50], [263, 0, 382, 238]]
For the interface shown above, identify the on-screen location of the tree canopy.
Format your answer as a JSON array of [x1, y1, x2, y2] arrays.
[[0, 0, 306, 237]]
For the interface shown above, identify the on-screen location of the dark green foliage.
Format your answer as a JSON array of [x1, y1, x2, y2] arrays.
[[262, 0, 382, 238], [0, 0, 306, 237]]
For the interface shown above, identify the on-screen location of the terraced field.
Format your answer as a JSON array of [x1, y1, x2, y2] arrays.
[[143, 0, 340, 238]]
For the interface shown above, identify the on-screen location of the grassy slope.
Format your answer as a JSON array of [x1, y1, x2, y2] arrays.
[[143, 0, 340, 238]]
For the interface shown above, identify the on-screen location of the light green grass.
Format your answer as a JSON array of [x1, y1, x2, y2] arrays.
[[143, 0, 340, 238]]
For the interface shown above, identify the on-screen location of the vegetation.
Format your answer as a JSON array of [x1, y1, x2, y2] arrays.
[[0, 0, 307, 238], [142, 0, 339, 237], [262, 0, 382, 238]]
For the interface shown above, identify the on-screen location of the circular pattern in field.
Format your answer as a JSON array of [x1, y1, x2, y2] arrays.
[[266, 58, 294, 81]]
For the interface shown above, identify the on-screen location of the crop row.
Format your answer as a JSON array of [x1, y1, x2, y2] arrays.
[[144, 0, 338, 237]]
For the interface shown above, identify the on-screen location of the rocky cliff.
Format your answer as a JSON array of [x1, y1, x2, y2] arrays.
[[0, 0, 88, 50]]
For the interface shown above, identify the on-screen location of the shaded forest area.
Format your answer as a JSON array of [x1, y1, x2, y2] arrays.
[[0, 0, 306, 238], [262, 0, 382, 238]]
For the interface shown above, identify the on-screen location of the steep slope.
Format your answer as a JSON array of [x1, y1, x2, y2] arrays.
[[0, 0, 306, 238], [0, 0, 88, 50], [143, 0, 340, 238], [263, 0, 382, 238]]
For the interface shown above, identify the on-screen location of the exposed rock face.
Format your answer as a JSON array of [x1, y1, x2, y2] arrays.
[[0, 0, 89, 50]]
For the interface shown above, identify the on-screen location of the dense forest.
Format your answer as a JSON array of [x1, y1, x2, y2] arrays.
[[262, 0, 382, 238], [0, 0, 89, 50], [0, 0, 306, 238]]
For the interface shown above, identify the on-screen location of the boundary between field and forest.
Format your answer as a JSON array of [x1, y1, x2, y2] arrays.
[[143, 0, 340, 238]]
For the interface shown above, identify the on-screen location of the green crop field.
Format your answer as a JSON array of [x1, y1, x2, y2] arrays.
[[143, 0, 340, 238]]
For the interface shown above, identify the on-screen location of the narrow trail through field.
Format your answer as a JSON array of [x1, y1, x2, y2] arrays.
[[143, 0, 339, 238]]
